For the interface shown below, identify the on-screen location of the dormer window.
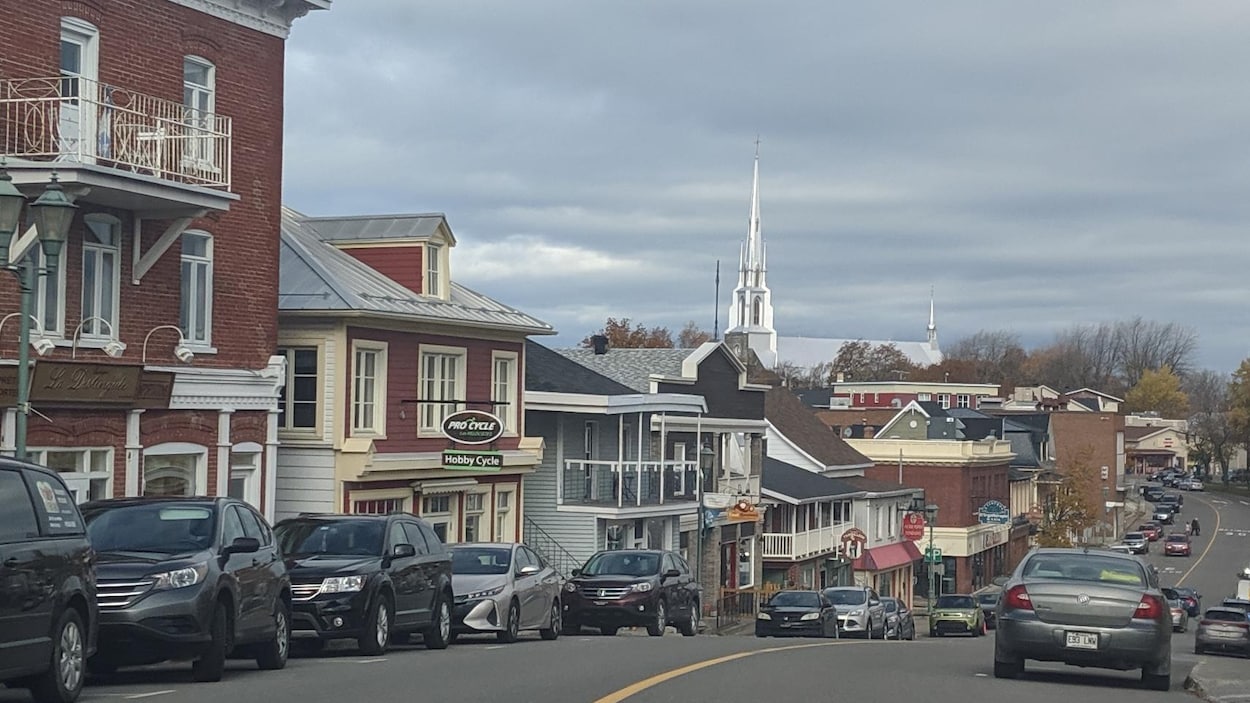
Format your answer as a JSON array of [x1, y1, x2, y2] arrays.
[[425, 242, 443, 297]]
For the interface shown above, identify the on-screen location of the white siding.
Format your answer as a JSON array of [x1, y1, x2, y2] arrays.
[[522, 411, 604, 569], [275, 445, 336, 520], [765, 427, 823, 472], [321, 338, 337, 444]]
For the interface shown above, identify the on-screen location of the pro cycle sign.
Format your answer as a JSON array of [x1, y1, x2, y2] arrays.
[[442, 450, 503, 471], [441, 410, 505, 445]]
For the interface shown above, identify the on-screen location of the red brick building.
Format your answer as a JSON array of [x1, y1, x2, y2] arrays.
[[0, 0, 328, 518], [1048, 411, 1126, 541]]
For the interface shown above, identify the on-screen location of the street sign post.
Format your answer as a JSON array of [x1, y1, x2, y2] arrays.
[[902, 512, 927, 541], [924, 546, 942, 563]]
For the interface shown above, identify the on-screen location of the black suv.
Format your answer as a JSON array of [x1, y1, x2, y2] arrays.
[[273, 513, 454, 655], [562, 549, 699, 637], [0, 460, 97, 703], [81, 497, 290, 682]]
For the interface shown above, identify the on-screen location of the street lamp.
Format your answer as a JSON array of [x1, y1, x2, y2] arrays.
[[925, 503, 939, 617], [142, 325, 195, 364], [0, 169, 77, 460], [0, 313, 55, 357], [70, 317, 126, 359]]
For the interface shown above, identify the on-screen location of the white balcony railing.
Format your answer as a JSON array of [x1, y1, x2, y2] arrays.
[[560, 459, 700, 509], [1, 76, 231, 188], [760, 522, 852, 561]]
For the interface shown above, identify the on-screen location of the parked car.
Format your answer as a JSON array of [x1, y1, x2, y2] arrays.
[[562, 550, 699, 637], [1162, 588, 1190, 632], [1137, 523, 1162, 541], [0, 460, 98, 703], [1173, 587, 1201, 617], [881, 596, 916, 640], [1194, 607, 1250, 656], [449, 543, 562, 643], [1121, 532, 1149, 555], [1163, 534, 1192, 557], [821, 586, 887, 638], [993, 547, 1172, 690], [977, 591, 1001, 630], [755, 590, 839, 638], [930, 594, 986, 637], [273, 513, 454, 655], [81, 497, 290, 681]]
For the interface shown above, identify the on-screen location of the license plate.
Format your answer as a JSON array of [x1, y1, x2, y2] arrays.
[[1065, 631, 1099, 649], [594, 601, 608, 606]]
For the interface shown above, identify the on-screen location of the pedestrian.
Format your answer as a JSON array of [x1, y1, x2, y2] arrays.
[[1191, 518, 1201, 537]]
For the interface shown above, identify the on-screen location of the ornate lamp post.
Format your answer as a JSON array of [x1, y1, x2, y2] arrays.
[[0, 169, 77, 460], [925, 503, 939, 616]]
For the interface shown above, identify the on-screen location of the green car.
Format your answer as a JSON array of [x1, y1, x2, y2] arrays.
[[929, 594, 987, 637]]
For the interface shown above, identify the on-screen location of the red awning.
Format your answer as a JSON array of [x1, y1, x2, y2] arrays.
[[853, 541, 923, 572]]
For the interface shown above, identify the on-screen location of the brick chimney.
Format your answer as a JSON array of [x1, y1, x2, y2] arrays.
[[591, 335, 609, 355]]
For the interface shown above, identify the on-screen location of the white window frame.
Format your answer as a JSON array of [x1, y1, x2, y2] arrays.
[[350, 341, 388, 437], [424, 242, 444, 298], [350, 488, 412, 515], [180, 230, 214, 348], [421, 493, 456, 543], [59, 17, 99, 161], [495, 490, 513, 541], [229, 442, 262, 508], [182, 55, 218, 171], [80, 213, 121, 341], [30, 243, 67, 339], [142, 442, 208, 497], [418, 344, 466, 436], [491, 351, 518, 435], [957, 394, 971, 409], [277, 346, 320, 433], [937, 394, 950, 410], [28, 447, 112, 503]]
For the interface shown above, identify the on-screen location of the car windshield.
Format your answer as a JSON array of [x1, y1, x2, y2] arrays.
[[580, 552, 660, 577], [1205, 609, 1248, 622], [823, 589, 867, 606], [1137, 525, 1153, 531], [274, 520, 384, 557], [1021, 553, 1146, 587], [978, 594, 999, 605], [1166, 534, 1188, 543], [451, 546, 512, 575], [1162, 588, 1179, 601], [1125, 533, 1145, 540], [769, 591, 820, 608], [882, 599, 898, 613], [84, 503, 216, 554], [936, 595, 975, 609]]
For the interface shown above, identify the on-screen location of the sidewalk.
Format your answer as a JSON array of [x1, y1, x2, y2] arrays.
[[1185, 656, 1250, 703]]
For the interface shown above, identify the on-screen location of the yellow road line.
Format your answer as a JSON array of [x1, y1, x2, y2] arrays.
[[1176, 494, 1221, 586], [593, 640, 855, 703]]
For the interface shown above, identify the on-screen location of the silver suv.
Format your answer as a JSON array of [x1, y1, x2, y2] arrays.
[[820, 586, 886, 638]]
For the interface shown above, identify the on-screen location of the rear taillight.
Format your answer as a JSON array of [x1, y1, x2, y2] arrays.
[[1004, 584, 1032, 610], [1135, 595, 1165, 620]]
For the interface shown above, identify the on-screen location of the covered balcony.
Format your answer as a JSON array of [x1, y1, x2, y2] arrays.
[[760, 522, 852, 561], [0, 76, 236, 216], [560, 459, 701, 512]]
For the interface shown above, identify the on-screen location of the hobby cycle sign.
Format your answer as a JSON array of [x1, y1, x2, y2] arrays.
[[441, 410, 505, 445]]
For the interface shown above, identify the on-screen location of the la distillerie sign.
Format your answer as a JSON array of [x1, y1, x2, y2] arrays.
[[441, 410, 505, 471]]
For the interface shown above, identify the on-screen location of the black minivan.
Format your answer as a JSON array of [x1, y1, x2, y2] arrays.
[[0, 459, 97, 703]]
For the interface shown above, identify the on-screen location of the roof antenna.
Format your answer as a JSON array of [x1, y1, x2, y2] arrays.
[[713, 259, 720, 341]]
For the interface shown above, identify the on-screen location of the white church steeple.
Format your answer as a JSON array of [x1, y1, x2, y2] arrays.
[[927, 287, 938, 349], [726, 140, 777, 367]]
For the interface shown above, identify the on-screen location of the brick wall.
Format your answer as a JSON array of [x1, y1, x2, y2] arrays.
[[339, 246, 425, 295], [0, 1, 285, 371], [1049, 411, 1122, 536], [865, 460, 1010, 528]]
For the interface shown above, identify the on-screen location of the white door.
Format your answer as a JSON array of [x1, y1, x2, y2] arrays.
[[59, 19, 99, 163]]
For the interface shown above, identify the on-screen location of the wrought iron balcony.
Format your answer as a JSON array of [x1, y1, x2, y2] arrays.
[[1, 76, 231, 189], [560, 459, 700, 509]]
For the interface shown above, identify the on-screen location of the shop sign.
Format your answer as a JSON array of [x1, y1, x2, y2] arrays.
[[726, 498, 760, 524], [0, 363, 175, 409], [902, 512, 927, 541], [441, 410, 505, 445], [702, 492, 736, 509], [134, 371, 175, 409], [0, 366, 17, 406], [442, 450, 503, 471], [977, 499, 1011, 525]]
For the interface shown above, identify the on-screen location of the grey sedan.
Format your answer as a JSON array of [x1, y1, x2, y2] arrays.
[[993, 548, 1172, 691], [450, 543, 563, 643]]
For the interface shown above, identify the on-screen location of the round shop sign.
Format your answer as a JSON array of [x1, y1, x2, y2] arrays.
[[441, 410, 505, 445]]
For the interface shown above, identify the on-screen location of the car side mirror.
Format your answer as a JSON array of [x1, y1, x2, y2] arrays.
[[571, 568, 582, 577], [223, 536, 260, 556], [663, 568, 681, 579], [393, 543, 417, 558], [518, 565, 541, 576]]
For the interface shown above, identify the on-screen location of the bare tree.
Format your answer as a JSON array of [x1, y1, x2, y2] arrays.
[[945, 330, 1027, 385], [1187, 369, 1235, 481], [1029, 318, 1197, 394], [1115, 317, 1198, 388], [831, 341, 917, 382]]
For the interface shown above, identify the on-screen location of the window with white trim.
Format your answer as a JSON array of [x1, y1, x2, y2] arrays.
[[425, 242, 443, 297], [142, 445, 207, 497], [29, 448, 111, 503], [351, 342, 387, 435], [419, 346, 465, 433], [491, 352, 518, 433], [80, 214, 120, 339], [277, 347, 319, 431], [421, 494, 455, 543], [30, 244, 66, 338], [495, 490, 512, 541], [937, 394, 950, 409], [180, 231, 213, 346], [957, 394, 971, 409], [463, 493, 485, 542], [349, 488, 411, 515], [228, 447, 261, 508], [183, 56, 216, 168]]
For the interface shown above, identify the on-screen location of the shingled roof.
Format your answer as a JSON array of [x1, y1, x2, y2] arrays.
[[525, 340, 635, 395], [767, 387, 872, 469]]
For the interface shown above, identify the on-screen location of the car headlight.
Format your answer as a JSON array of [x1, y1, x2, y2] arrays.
[[565, 582, 577, 592], [849, 609, 864, 617], [152, 562, 208, 591], [463, 586, 505, 601], [321, 575, 366, 594], [630, 582, 653, 593], [800, 612, 821, 621], [757, 612, 771, 620]]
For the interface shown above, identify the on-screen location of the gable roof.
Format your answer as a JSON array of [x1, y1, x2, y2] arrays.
[[761, 457, 863, 503], [1067, 387, 1125, 402], [525, 340, 635, 395], [1123, 426, 1177, 442], [279, 208, 553, 335], [766, 388, 872, 469]]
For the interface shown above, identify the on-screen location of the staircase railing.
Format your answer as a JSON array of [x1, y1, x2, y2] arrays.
[[523, 515, 582, 579]]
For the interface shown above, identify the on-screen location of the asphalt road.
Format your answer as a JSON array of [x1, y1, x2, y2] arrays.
[[3, 488, 1246, 703]]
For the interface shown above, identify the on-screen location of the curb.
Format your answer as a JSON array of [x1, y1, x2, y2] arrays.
[[1184, 660, 1207, 700]]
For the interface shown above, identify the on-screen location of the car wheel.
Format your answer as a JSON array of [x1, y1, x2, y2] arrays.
[[600, 626, 619, 636], [191, 604, 230, 683], [255, 600, 290, 670], [423, 596, 452, 650], [497, 600, 521, 643], [865, 618, 874, 639], [906, 624, 915, 641], [677, 599, 699, 637], [1194, 643, 1203, 655], [993, 657, 1023, 679], [28, 607, 85, 703], [1141, 666, 1170, 691], [647, 600, 667, 637], [358, 595, 392, 656], [539, 600, 561, 641]]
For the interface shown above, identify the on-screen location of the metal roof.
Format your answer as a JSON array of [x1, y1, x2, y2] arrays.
[[301, 212, 451, 243], [553, 348, 693, 392], [279, 208, 553, 335]]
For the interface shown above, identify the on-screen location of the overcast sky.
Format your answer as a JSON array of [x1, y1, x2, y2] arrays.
[[282, 1, 1250, 372]]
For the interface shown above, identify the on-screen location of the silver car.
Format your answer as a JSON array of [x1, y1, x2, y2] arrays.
[[450, 543, 563, 643], [993, 548, 1172, 691], [1121, 532, 1148, 555], [1162, 587, 1189, 633], [821, 586, 886, 638]]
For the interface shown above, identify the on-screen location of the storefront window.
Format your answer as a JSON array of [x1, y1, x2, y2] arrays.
[[144, 454, 198, 496], [29, 448, 112, 503]]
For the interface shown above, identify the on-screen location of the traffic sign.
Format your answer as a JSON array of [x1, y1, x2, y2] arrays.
[[902, 512, 927, 541], [924, 546, 943, 564]]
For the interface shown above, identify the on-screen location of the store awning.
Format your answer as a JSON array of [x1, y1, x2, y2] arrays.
[[853, 541, 923, 572], [415, 478, 478, 495]]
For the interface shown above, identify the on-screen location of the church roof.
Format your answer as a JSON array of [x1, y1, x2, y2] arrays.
[[776, 336, 944, 369]]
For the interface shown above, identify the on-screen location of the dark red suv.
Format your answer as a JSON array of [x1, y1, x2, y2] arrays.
[[562, 550, 699, 637]]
